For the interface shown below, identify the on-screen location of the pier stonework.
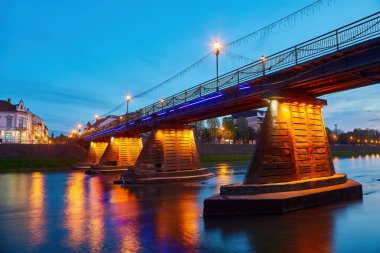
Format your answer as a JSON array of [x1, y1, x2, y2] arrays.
[[203, 92, 362, 215], [83, 141, 108, 164], [99, 137, 142, 167], [244, 95, 334, 184], [119, 125, 213, 184]]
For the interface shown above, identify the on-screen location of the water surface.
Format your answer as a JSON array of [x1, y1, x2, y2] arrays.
[[1, 156, 380, 252]]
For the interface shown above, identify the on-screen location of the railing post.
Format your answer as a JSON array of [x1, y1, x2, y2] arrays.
[[185, 92, 187, 102], [199, 85, 202, 97], [172, 96, 175, 106], [295, 46, 298, 65], [237, 70, 240, 84], [335, 30, 339, 51]]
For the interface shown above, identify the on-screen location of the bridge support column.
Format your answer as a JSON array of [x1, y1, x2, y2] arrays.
[[118, 125, 213, 184], [204, 92, 362, 215], [78, 141, 108, 167], [98, 137, 143, 168]]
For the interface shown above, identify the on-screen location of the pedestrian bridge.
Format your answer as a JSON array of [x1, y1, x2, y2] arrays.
[[82, 12, 380, 142], [77, 12, 379, 213]]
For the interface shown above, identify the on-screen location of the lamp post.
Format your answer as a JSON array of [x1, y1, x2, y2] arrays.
[[214, 41, 221, 91], [126, 95, 131, 114], [261, 55, 266, 76], [94, 114, 99, 120], [77, 124, 82, 135], [160, 98, 164, 111]]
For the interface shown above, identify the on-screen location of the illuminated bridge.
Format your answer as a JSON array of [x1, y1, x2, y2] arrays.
[[83, 12, 380, 141], [78, 12, 379, 214]]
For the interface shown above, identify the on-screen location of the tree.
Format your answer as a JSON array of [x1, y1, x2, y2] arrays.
[[206, 118, 220, 143], [193, 120, 205, 142], [235, 117, 249, 143], [248, 127, 256, 144], [201, 128, 212, 143], [222, 116, 235, 143]]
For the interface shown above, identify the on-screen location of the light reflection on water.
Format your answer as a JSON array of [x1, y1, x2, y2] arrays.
[[0, 156, 380, 252]]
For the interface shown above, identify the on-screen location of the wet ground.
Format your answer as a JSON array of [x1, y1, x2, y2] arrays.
[[0, 156, 380, 252]]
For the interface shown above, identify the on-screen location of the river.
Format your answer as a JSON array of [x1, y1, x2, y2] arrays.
[[0, 156, 380, 252]]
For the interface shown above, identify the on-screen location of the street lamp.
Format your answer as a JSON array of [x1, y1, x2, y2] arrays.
[[126, 95, 131, 114], [160, 98, 164, 110], [261, 55, 266, 75], [214, 40, 221, 91], [95, 114, 99, 120], [77, 124, 82, 135]]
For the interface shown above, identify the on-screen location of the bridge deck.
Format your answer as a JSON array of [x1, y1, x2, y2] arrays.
[[83, 12, 380, 142]]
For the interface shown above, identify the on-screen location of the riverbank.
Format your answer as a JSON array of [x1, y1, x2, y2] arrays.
[[1, 149, 380, 172], [0, 157, 80, 172]]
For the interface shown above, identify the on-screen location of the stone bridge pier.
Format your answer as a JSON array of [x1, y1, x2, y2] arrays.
[[118, 125, 213, 184], [204, 91, 362, 215], [98, 137, 143, 168]]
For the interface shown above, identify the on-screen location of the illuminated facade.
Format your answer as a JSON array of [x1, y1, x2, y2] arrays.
[[0, 98, 48, 144]]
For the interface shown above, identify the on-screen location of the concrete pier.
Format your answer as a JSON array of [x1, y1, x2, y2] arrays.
[[118, 125, 213, 184], [203, 92, 362, 215]]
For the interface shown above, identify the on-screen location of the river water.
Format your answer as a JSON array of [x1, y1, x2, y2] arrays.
[[0, 156, 380, 253]]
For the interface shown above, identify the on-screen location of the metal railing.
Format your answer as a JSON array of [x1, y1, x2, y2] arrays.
[[83, 12, 380, 139]]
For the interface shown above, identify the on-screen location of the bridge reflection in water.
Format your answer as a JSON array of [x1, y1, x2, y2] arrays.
[[0, 157, 380, 252]]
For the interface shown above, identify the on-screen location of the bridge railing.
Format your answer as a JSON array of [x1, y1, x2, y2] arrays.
[[82, 12, 380, 140], [138, 11, 380, 118]]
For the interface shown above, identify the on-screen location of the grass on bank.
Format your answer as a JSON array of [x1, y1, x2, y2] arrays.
[[0, 157, 80, 172]]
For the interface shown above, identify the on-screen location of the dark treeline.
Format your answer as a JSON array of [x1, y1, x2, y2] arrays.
[[326, 127, 380, 145]]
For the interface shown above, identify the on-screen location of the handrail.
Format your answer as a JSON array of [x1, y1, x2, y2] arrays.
[[82, 12, 380, 140]]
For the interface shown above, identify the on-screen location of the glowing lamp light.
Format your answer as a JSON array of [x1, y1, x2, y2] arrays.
[[261, 55, 266, 62], [77, 124, 82, 129], [95, 114, 99, 119], [126, 95, 131, 101], [160, 98, 164, 104], [214, 40, 221, 53]]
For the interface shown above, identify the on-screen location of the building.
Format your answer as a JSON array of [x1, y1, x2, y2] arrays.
[[231, 109, 266, 130], [0, 98, 49, 144]]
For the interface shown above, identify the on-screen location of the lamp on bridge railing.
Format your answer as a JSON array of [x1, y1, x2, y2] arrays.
[[214, 40, 221, 91], [95, 114, 99, 120], [160, 98, 164, 110], [77, 124, 82, 135], [261, 55, 266, 76], [126, 95, 131, 114]]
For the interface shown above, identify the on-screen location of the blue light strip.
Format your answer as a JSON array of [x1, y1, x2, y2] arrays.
[[239, 86, 250, 90], [84, 123, 126, 140], [178, 94, 223, 110], [85, 93, 222, 140], [141, 116, 152, 121]]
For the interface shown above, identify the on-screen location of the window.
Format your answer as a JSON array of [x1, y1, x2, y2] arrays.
[[5, 132, 11, 142], [19, 118, 24, 129], [6, 116, 12, 128]]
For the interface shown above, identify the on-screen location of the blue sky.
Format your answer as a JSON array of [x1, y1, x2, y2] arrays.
[[1, 0, 379, 134]]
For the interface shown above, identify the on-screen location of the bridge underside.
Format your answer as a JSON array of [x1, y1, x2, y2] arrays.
[[203, 93, 362, 215]]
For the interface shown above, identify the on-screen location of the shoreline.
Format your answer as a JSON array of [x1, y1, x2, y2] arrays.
[[0, 149, 379, 173]]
